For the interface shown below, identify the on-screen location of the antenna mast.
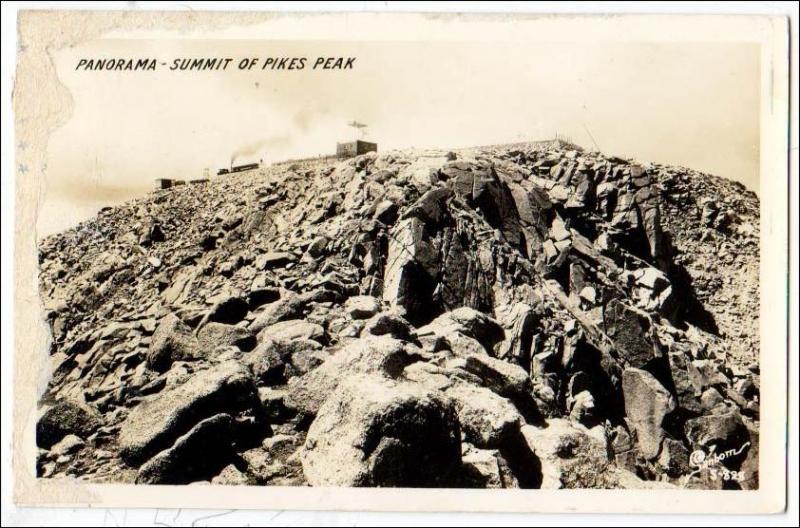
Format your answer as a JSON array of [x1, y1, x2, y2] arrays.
[[348, 120, 368, 140], [582, 124, 600, 152]]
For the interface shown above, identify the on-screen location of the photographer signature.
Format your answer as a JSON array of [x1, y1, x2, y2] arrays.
[[684, 441, 751, 485]]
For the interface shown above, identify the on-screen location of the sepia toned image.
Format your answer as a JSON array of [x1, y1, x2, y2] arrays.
[[8, 8, 792, 517]]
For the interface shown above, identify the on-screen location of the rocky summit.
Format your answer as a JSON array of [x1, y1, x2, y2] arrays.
[[36, 140, 760, 489]]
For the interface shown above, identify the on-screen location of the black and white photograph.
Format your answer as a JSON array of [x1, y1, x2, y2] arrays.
[[2, 3, 796, 524]]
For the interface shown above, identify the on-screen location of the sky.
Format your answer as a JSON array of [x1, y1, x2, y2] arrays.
[[38, 38, 760, 236]]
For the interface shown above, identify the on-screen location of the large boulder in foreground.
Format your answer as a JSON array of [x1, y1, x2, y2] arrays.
[[301, 375, 462, 487], [285, 336, 420, 416], [118, 361, 260, 466], [36, 399, 102, 449], [136, 413, 235, 484]]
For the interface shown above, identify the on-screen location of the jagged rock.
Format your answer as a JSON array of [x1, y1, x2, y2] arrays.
[[263, 434, 302, 460], [733, 378, 757, 400], [147, 222, 166, 244], [146, 313, 201, 372], [251, 434, 307, 485], [550, 215, 571, 242], [684, 411, 749, 454], [635, 267, 669, 290], [119, 361, 260, 466], [360, 310, 415, 340], [301, 374, 461, 487], [239, 448, 272, 484], [448, 163, 523, 247], [136, 414, 235, 484], [382, 216, 431, 316], [700, 387, 727, 412], [344, 295, 381, 319], [383, 189, 497, 324], [306, 236, 329, 258], [36, 399, 102, 449], [257, 320, 325, 344], [445, 332, 491, 358], [609, 424, 634, 456], [526, 419, 673, 490], [373, 199, 399, 225], [211, 463, 252, 485], [50, 434, 86, 457], [701, 199, 719, 227], [289, 344, 329, 377], [520, 419, 607, 489], [249, 291, 307, 333], [241, 440, 304, 485], [461, 354, 532, 402], [493, 303, 537, 361], [567, 263, 587, 294], [458, 445, 505, 488], [667, 351, 704, 414], [507, 182, 551, 234], [657, 437, 690, 478], [418, 307, 505, 355], [256, 251, 296, 269], [247, 287, 280, 309], [687, 359, 730, 392], [633, 267, 674, 313], [246, 338, 325, 385], [285, 336, 418, 416], [200, 294, 249, 326], [402, 187, 453, 225], [568, 390, 596, 426], [197, 322, 257, 352], [444, 383, 522, 448], [257, 387, 293, 422], [581, 286, 600, 306], [604, 300, 663, 370], [622, 368, 676, 459]]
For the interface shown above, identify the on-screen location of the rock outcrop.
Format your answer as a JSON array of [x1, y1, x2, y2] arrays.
[[36, 141, 759, 488], [301, 375, 461, 487]]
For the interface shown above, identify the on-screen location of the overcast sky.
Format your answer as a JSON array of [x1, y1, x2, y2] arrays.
[[39, 38, 759, 236]]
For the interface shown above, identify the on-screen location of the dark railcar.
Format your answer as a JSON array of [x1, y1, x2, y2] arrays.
[[218, 163, 260, 175], [231, 163, 260, 173]]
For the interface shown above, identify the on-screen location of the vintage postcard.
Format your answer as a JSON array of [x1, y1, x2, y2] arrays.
[[10, 9, 790, 514]]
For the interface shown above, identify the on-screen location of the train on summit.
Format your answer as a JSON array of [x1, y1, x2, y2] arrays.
[[217, 163, 260, 176]]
